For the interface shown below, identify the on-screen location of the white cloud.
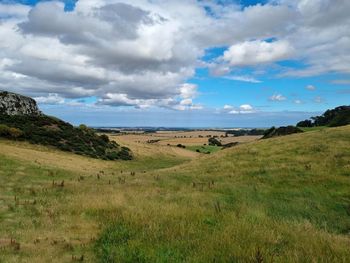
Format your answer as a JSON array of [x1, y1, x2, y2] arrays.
[[223, 75, 262, 83], [179, 83, 197, 99], [0, 0, 349, 109], [97, 82, 201, 111], [0, 3, 30, 19], [269, 94, 287, 101], [34, 93, 65, 105], [223, 104, 256, 114], [306, 85, 316, 90], [294, 99, 302, 104], [223, 104, 234, 110], [239, 104, 253, 111], [222, 40, 293, 67]]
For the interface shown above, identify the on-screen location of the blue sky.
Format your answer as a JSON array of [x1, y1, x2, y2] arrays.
[[0, 0, 349, 127]]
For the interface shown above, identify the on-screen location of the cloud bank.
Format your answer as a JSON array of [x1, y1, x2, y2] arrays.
[[0, 0, 349, 112]]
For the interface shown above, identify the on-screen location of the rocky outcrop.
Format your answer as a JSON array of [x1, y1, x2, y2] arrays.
[[0, 91, 41, 116]]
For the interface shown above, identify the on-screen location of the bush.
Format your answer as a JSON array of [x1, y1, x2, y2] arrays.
[[0, 114, 132, 160], [100, 134, 110, 143], [208, 137, 222, 146], [297, 119, 313, 127], [0, 124, 23, 139], [262, 126, 303, 139], [79, 124, 88, 131], [0, 124, 10, 136], [8, 127, 23, 138]]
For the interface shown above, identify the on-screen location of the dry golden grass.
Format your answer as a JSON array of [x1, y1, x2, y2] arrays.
[[0, 139, 111, 173], [111, 131, 260, 148], [155, 130, 226, 137], [1, 126, 350, 262], [109, 134, 199, 158]]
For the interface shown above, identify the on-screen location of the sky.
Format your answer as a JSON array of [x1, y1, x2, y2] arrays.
[[0, 0, 349, 127]]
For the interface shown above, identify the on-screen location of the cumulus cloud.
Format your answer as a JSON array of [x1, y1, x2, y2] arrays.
[[222, 40, 293, 67], [34, 93, 65, 105], [0, 3, 30, 19], [98, 83, 201, 110], [0, 0, 349, 110], [269, 94, 287, 101]]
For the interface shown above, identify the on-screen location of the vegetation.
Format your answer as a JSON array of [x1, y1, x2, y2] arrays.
[[208, 137, 222, 146], [225, 128, 266, 137], [187, 145, 222, 154], [0, 114, 132, 160], [0, 124, 23, 138], [297, 105, 350, 127], [300, 126, 327, 132], [262, 125, 303, 139], [0, 125, 350, 262]]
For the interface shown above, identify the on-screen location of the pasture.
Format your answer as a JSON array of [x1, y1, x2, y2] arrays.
[[0, 126, 350, 262]]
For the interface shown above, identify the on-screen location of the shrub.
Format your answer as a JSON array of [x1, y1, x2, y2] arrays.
[[0, 124, 10, 136], [79, 124, 88, 131], [297, 119, 313, 127], [100, 134, 110, 143], [0, 114, 132, 160], [8, 127, 23, 138], [208, 137, 222, 146], [262, 126, 303, 139]]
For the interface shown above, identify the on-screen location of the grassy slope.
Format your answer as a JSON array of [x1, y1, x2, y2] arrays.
[[0, 126, 350, 262], [300, 126, 328, 132]]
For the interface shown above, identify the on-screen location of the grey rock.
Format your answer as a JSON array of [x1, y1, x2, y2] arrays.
[[0, 91, 42, 116]]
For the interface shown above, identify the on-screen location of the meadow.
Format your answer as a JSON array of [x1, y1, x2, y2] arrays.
[[0, 126, 350, 262]]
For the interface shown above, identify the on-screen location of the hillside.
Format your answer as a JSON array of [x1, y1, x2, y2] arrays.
[[0, 126, 350, 262], [297, 105, 350, 127], [0, 91, 132, 160], [0, 115, 132, 160]]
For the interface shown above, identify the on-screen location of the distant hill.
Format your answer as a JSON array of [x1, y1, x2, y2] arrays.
[[0, 91, 132, 160], [262, 105, 350, 139], [297, 105, 350, 127]]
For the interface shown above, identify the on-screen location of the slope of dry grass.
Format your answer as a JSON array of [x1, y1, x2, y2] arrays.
[[1, 126, 350, 262]]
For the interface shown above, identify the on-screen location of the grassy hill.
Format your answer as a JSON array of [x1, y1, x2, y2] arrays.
[[0, 114, 132, 160], [297, 105, 350, 128], [0, 126, 350, 262]]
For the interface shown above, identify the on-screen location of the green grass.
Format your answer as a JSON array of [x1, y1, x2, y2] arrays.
[[1, 126, 350, 262], [118, 154, 188, 171], [96, 126, 350, 262], [186, 145, 222, 154]]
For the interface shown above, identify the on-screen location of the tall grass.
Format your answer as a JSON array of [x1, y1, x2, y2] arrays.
[[1, 126, 350, 262]]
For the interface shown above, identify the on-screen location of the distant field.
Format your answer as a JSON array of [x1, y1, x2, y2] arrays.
[[155, 130, 226, 137], [1, 126, 350, 262], [111, 130, 260, 148]]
